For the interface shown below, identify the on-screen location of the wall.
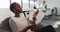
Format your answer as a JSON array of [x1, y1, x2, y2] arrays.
[[0, 0, 60, 24], [37, 0, 60, 15], [46, 0, 60, 15], [0, 8, 11, 24]]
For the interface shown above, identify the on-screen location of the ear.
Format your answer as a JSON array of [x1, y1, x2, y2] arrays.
[[12, 9, 16, 13]]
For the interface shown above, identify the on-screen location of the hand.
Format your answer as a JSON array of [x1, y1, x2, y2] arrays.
[[33, 10, 39, 18], [28, 24, 36, 31]]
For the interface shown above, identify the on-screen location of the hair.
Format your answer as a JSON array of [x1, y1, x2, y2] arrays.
[[43, 1, 46, 3], [10, 2, 17, 13]]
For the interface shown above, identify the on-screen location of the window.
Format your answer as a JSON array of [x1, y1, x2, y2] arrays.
[[11, 0, 38, 8], [23, 0, 38, 8], [0, 0, 38, 8], [0, 0, 10, 8], [23, 0, 29, 8], [11, 0, 22, 7]]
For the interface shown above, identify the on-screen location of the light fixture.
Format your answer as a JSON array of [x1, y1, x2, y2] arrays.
[[30, 0, 37, 2]]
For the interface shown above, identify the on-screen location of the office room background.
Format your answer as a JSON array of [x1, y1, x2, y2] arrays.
[[0, 0, 60, 25]]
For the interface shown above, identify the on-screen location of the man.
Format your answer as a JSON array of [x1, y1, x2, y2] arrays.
[[39, 1, 47, 10], [1, 2, 36, 32]]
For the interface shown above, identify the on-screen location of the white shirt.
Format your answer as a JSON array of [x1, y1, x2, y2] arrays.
[[12, 16, 28, 31], [9, 13, 32, 32], [39, 3, 46, 10]]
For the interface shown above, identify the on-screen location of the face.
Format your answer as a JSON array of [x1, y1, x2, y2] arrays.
[[14, 3, 22, 14], [43, 1, 46, 5]]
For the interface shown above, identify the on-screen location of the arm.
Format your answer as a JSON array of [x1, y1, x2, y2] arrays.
[[9, 19, 19, 32], [33, 9, 39, 18], [28, 9, 39, 31], [20, 19, 38, 32], [32, 8, 39, 24], [29, 15, 37, 31], [22, 10, 39, 31], [20, 26, 30, 32]]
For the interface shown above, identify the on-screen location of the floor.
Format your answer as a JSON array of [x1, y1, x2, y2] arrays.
[[41, 15, 60, 32]]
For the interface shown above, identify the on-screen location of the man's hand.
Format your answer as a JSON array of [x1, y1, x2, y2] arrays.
[[28, 24, 36, 31], [33, 10, 39, 18]]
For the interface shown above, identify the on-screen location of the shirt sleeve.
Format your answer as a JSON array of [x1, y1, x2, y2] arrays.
[[9, 19, 19, 32]]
